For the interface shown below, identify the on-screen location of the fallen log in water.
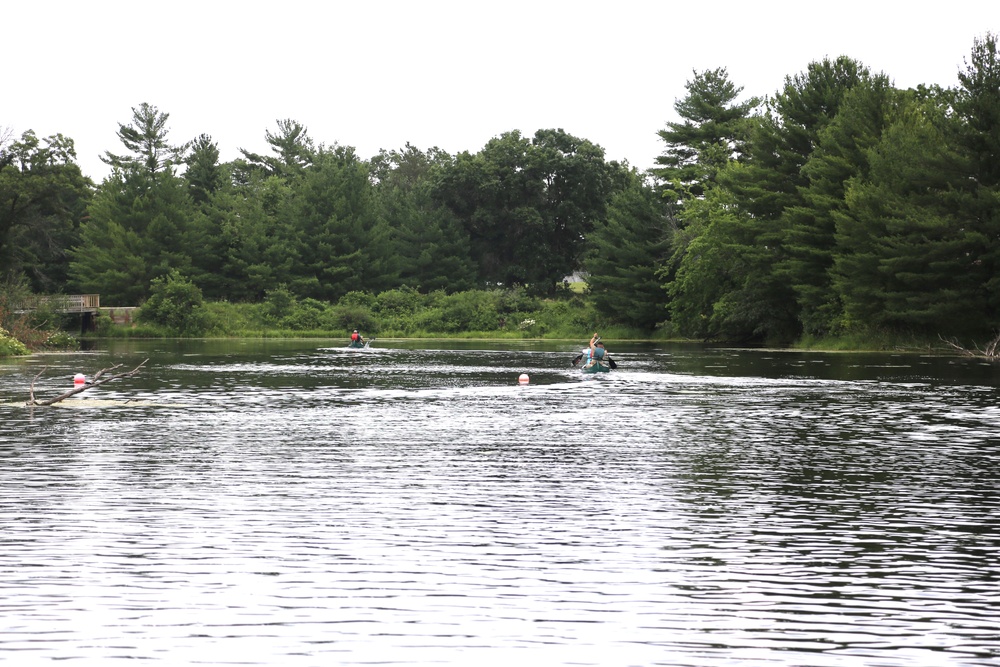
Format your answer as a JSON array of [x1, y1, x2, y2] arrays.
[[28, 359, 149, 406], [938, 332, 1000, 361]]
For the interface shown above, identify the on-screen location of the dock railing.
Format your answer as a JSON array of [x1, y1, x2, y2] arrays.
[[19, 294, 101, 313]]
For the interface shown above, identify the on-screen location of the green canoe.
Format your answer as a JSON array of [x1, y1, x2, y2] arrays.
[[581, 359, 612, 374]]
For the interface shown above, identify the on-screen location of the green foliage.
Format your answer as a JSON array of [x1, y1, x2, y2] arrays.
[[282, 145, 397, 300], [372, 144, 477, 292], [205, 171, 295, 301], [412, 290, 501, 333], [664, 56, 875, 344], [433, 129, 617, 294], [101, 102, 190, 175], [85, 287, 645, 341], [955, 32, 1000, 188], [338, 290, 377, 309], [94, 311, 114, 336], [374, 285, 423, 316], [185, 134, 224, 205], [834, 93, 988, 335], [0, 130, 92, 292], [781, 74, 897, 336], [529, 296, 602, 337], [664, 187, 751, 340], [0, 326, 29, 356], [10, 35, 1000, 350], [328, 303, 377, 333], [70, 103, 222, 306], [652, 67, 759, 201], [399, 288, 549, 335], [496, 287, 541, 315], [281, 298, 330, 330], [954, 32, 1000, 325], [586, 170, 672, 329], [263, 285, 297, 322], [137, 270, 210, 335], [40, 331, 80, 350], [236, 119, 316, 180], [0, 275, 62, 350]]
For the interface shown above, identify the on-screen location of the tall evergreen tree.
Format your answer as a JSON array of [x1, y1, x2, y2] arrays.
[[236, 119, 315, 182], [70, 104, 202, 304], [205, 171, 295, 301], [953, 31, 1000, 327], [372, 145, 476, 292], [185, 134, 224, 205], [955, 32, 1000, 188], [586, 169, 672, 329], [697, 56, 874, 342], [781, 74, 897, 336], [653, 67, 758, 202], [664, 183, 762, 340], [101, 103, 190, 176], [70, 172, 152, 304], [833, 94, 984, 334], [281, 146, 396, 300]]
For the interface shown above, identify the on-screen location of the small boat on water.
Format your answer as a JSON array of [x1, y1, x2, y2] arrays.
[[347, 340, 371, 349], [580, 358, 612, 374], [572, 334, 616, 374]]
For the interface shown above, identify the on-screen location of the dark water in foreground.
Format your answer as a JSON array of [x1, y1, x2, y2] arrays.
[[1, 339, 999, 666]]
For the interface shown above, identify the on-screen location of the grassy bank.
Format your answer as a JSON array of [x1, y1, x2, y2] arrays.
[[794, 331, 943, 353], [87, 286, 666, 343]]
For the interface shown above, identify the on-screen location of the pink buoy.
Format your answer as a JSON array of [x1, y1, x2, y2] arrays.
[[73, 373, 86, 386], [518, 373, 529, 385]]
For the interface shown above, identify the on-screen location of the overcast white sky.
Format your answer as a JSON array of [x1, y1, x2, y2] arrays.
[[6, 1, 997, 182]]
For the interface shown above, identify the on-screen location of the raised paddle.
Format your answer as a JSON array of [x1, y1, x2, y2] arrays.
[[570, 336, 617, 368]]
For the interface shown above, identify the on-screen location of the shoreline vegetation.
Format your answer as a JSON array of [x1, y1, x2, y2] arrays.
[[4, 35, 999, 361], [3, 281, 993, 359]]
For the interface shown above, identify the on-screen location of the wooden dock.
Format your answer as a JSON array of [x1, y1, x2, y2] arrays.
[[34, 294, 102, 313], [15, 294, 138, 330], [16, 294, 104, 333]]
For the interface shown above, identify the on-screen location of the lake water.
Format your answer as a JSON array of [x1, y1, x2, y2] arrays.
[[2, 339, 999, 666]]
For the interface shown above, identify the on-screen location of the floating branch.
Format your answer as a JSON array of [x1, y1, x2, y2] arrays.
[[938, 333, 1000, 361], [28, 359, 149, 406]]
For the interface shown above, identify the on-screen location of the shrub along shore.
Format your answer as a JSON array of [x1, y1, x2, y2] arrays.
[[0, 277, 981, 357], [92, 283, 657, 343]]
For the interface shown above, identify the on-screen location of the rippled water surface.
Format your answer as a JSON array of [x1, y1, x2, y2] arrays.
[[2, 339, 999, 665]]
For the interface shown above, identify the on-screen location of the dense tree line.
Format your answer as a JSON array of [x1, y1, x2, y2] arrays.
[[653, 32, 1000, 344], [1, 33, 997, 344]]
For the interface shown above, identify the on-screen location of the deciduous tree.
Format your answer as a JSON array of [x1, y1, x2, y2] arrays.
[[0, 130, 92, 291], [434, 129, 615, 293]]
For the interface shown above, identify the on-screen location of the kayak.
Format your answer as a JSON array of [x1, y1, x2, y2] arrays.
[[347, 341, 369, 349]]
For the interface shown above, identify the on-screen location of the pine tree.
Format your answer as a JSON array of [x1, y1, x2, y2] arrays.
[[586, 170, 672, 329], [653, 67, 758, 202]]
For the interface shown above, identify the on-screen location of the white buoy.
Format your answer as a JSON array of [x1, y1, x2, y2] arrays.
[[73, 373, 86, 386], [518, 373, 529, 385]]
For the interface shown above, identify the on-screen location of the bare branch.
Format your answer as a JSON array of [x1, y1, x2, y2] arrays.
[[27, 359, 149, 406], [939, 333, 1000, 361], [29, 367, 46, 404]]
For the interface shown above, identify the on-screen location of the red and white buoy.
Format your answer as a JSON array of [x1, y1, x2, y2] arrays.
[[73, 373, 86, 386], [518, 373, 529, 385]]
